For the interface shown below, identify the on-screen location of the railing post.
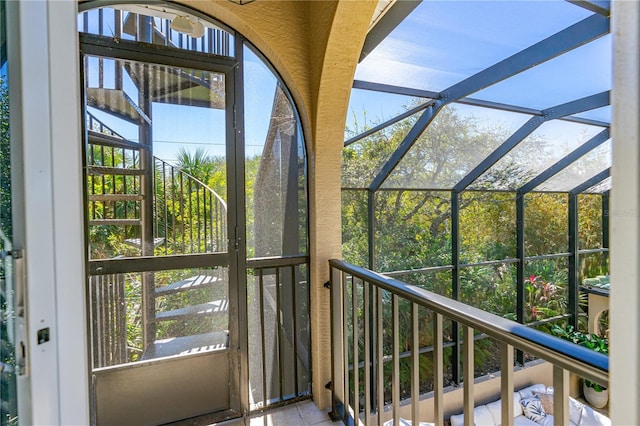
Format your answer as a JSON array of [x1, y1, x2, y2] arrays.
[[392, 294, 400, 426], [376, 286, 384, 426], [352, 277, 360, 422], [364, 281, 372, 425], [553, 366, 570, 426], [568, 192, 579, 328], [500, 343, 514, 426], [330, 264, 346, 421], [411, 303, 420, 424], [451, 191, 462, 384], [463, 326, 474, 426], [343, 273, 351, 423], [516, 192, 526, 366], [433, 313, 444, 426]]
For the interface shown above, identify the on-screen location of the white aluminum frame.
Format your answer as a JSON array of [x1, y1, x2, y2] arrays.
[[7, 1, 89, 424], [611, 1, 640, 424]]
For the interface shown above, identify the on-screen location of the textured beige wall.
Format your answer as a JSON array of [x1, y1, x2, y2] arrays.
[[181, 0, 377, 410], [305, 1, 378, 409]]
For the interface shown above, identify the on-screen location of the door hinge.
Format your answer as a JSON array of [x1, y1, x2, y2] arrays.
[[0, 249, 22, 260], [233, 104, 237, 129]]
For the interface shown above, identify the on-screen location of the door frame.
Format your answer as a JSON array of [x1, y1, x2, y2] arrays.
[[79, 32, 249, 421]]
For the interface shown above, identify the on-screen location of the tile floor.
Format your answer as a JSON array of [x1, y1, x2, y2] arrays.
[[222, 400, 335, 426]]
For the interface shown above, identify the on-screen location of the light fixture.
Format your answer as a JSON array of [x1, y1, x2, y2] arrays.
[[170, 15, 193, 34], [171, 15, 206, 38], [190, 20, 205, 38], [227, 0, 256, 4]]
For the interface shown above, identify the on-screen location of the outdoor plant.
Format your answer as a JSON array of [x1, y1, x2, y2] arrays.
[[550, 324, 608, 391], [524, 274, 567, 324]]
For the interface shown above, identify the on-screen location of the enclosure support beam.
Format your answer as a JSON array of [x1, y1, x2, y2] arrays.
[[454, 92, 609, 193], [352, 80, 610, 128], [442, 14, 609, 101], [570, 168, 611, 194], [369, 101, 443, 191], [368, 190, 376, 270], [567, 1, 610, 16], [568, 193, 580, 329], [344, 101, 433, 147], [519, 128, 610, 194], [515, 193, 526, 366], [451, 191, 462, 384], [602, 191, 609, 255], [359, 0, 423, 62]]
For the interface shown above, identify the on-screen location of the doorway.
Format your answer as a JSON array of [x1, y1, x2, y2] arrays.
[[79, 5, 311, 424], [81, 31, 239, 424]]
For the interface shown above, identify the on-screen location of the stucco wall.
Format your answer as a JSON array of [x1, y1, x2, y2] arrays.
[[179, 0, 378, 409]]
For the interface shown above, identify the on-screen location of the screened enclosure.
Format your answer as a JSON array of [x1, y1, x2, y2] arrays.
[[342, 0, 610, 386]]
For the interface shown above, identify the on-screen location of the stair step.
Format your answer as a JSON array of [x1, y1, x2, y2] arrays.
[[124, 237, 165, 249], [141, 331, 228, 360], [155, 274, 221, 296], [89, 194, 144, 202], [155, 300, 228, 322], [89, 218, 141, 226], [86, 87, 151, 125], [87, 165, 145, 176], [87, 130, 142, 151]]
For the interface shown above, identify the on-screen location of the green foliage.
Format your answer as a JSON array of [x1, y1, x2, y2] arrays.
[[341, 102, 607, 397], [0, 79, 8, 243], [550, 324, 608, 391]]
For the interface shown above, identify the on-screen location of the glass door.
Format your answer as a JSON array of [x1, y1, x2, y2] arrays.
[[81, 40, 238, 424]]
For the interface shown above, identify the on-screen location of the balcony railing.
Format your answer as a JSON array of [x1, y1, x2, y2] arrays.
[[329, 259, 608, 426]]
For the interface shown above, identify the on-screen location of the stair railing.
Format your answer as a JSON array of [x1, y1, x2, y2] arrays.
[[86, 115, 229, 365], [153, 157, 227, 256]]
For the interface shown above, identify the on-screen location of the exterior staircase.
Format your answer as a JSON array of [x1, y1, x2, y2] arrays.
[[86, 112, 229, 367], [83, 7, 232, 367]]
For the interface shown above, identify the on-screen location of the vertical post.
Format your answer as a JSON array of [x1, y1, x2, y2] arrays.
[[462, 326, 474, 426], [343, 273, 351, 422], [368, 190, 376, 271], [363, 281, 371, 425], [258, 270, 267, 405], [114, 10, 122, 91], [451, 190, 461, 384], [369, 273, 377, 416], [138, 16, 155, 348], [232, 36, 249, 414], [352, 277, 360, 422], [376, 287, 384, 426], [330, 265, 345, 421], [500, 343, 514, 426], [602, 191, 609, 271], [433, 313, 444, 426], [568, 193, 579, 328], [552, 366, 570, 426], [411, 303, 419, 424], [392, 294, 400, 426], [275, 268, 284, 401], [516, 192, 525, 366]]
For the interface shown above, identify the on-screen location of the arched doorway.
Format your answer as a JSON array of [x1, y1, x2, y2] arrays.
[[79, 4, 310, 424]]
